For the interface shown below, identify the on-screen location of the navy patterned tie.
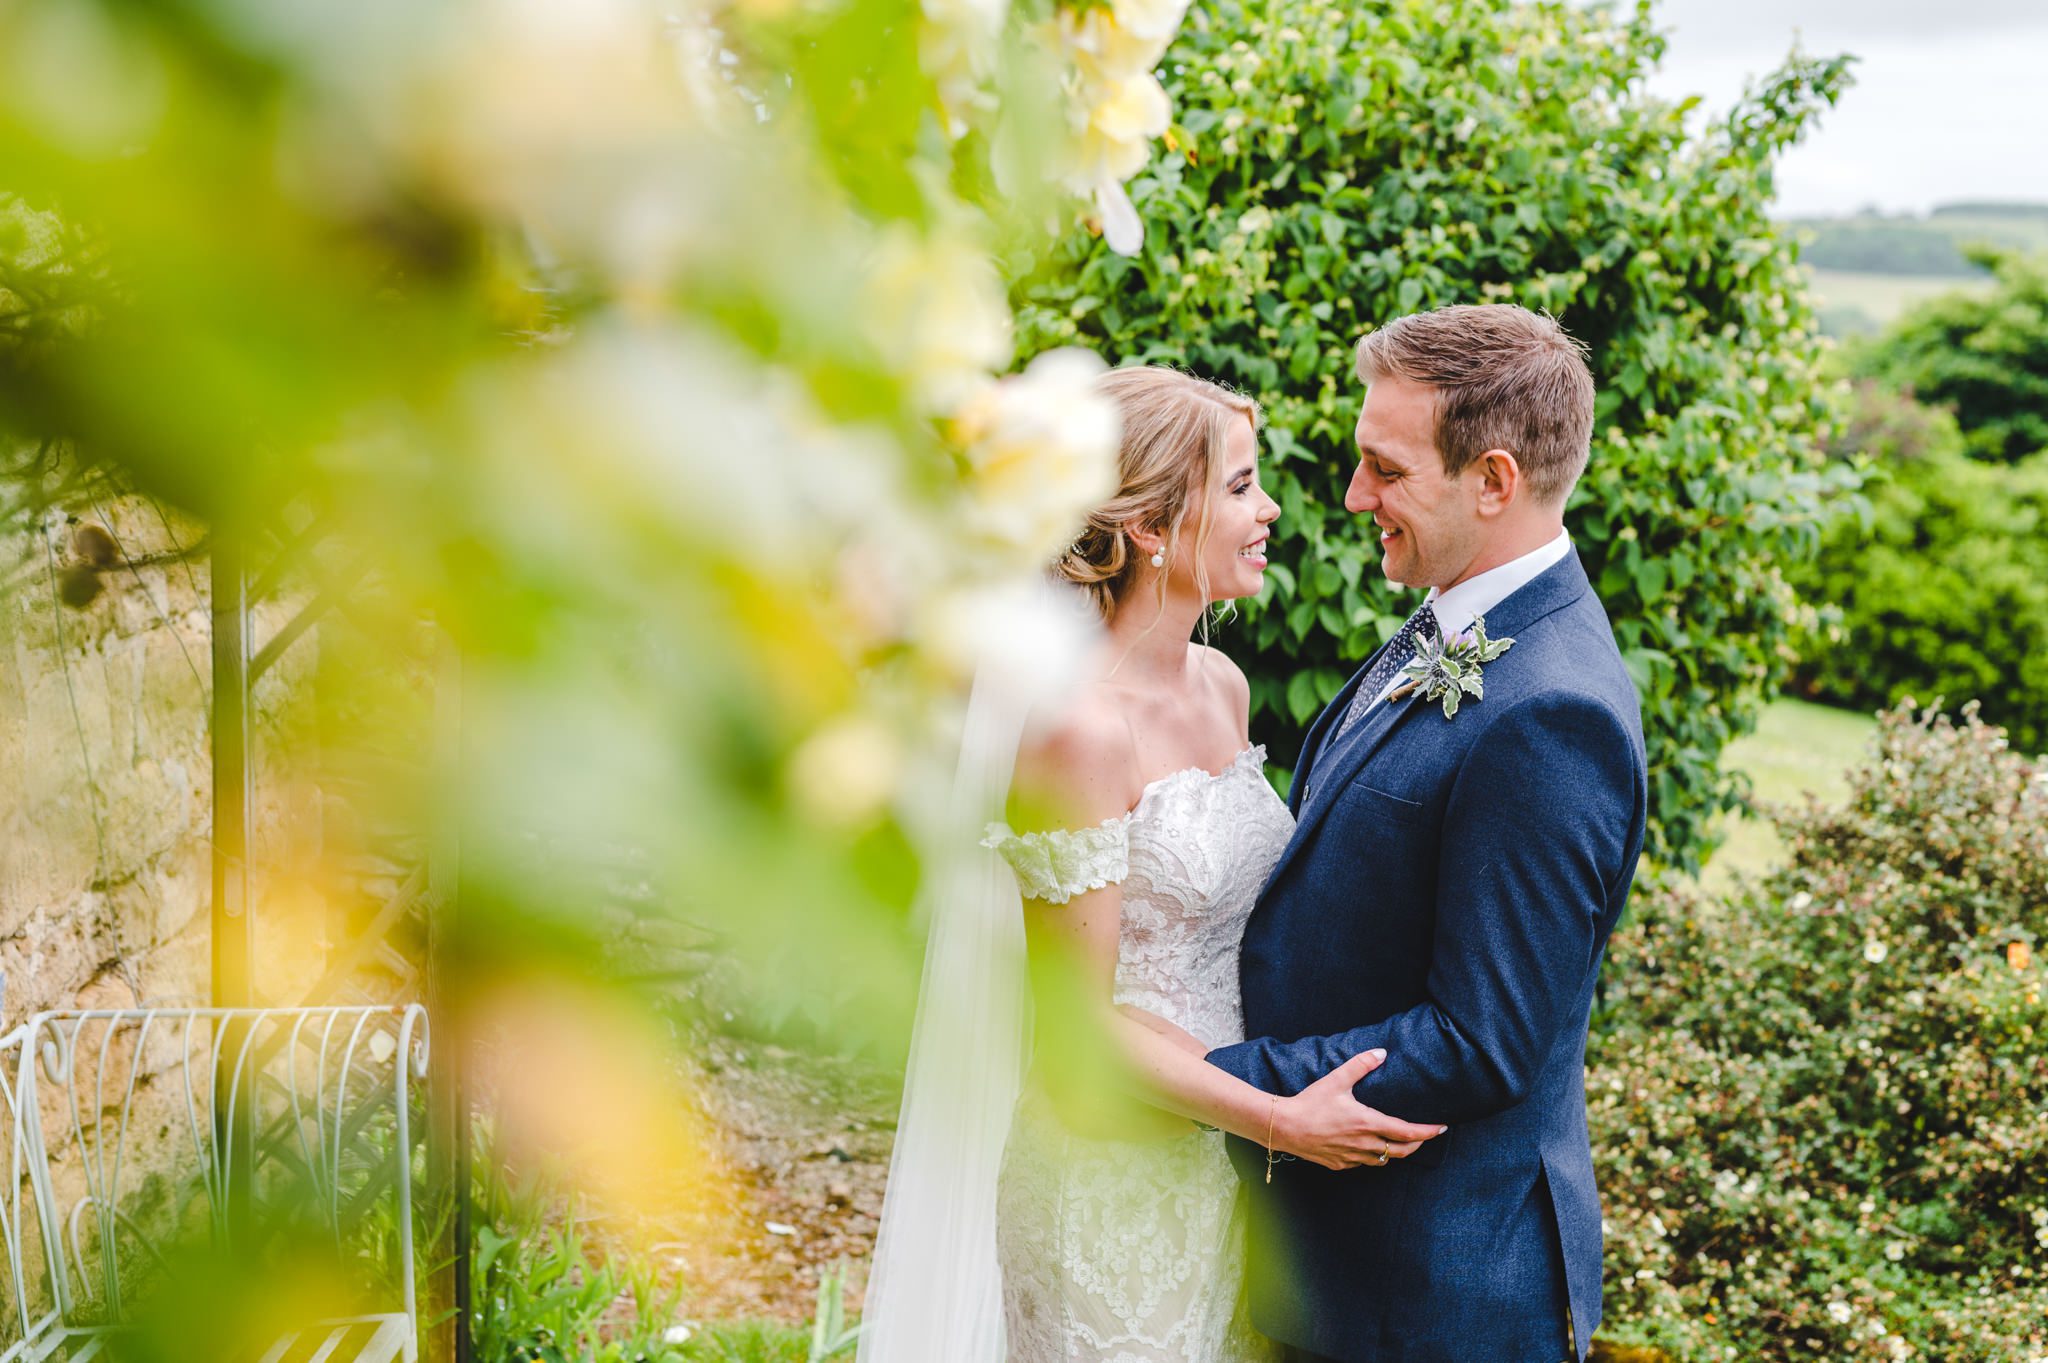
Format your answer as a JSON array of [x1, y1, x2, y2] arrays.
[[1333, 601, 1440, 739]]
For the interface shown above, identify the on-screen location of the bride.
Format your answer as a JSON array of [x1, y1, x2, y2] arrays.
[[859, 366, 1443, 1363]]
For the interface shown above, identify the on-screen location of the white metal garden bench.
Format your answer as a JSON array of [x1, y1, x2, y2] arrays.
[[0, 1000, 429, 1363]]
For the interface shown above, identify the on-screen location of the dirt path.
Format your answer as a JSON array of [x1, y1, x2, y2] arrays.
[[662, 993, 900, 1325]]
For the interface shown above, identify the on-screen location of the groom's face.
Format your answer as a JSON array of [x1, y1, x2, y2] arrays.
[[1347, 376, 1486, 591]]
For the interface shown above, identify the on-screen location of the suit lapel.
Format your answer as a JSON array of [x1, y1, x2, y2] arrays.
[[1288, 660, 1368, 814], [1264, 549, 1596, 892], [1286, 618, 1418, 815], [1461, 542, 1591, 648]]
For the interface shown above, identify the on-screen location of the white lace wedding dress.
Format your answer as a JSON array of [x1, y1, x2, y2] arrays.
[[982, 745, 1293, 1363]]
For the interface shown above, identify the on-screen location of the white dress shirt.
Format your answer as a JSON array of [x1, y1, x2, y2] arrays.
[[1358, 528, 1574, 716]]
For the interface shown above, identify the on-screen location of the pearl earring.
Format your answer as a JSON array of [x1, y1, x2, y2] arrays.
[[1150, 549, 1166, 569]]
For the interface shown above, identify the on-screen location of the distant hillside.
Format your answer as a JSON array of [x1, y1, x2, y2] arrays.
[[1928, 201, 2048, 221], [1784, 202, 2048, 277], [1780, 202, 2047, 337]]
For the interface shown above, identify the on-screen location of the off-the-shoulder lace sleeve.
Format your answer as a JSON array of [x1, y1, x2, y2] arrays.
[[980, 816, 1131, 905]]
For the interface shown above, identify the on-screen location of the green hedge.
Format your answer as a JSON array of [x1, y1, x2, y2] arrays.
[[1011, 0, 1861, 870], [1791, 383, 2048, 755], [1590, 703, 2048, 1361]]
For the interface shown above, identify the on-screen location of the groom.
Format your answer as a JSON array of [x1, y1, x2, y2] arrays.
[[1206, 305, 1647, 1363]]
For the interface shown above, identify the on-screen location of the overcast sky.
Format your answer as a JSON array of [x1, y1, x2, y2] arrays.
[[1632, 0, 2048, 217]]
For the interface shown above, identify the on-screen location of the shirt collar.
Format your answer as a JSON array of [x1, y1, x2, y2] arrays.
[[1424, 528, 1574, 644]]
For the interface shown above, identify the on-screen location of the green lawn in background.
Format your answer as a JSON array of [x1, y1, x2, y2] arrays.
[[1805, 267, 1994, 335], [1702, 696, 1878, 891]]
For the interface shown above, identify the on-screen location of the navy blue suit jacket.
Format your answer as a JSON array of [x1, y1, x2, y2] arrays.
[[1207, 549, 1646, 1363]]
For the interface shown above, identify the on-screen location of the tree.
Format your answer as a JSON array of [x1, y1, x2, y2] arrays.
[[1013, 0, 1860, 871], [1852, 246, 2048, 463], [1791, 382, 2048, 753]]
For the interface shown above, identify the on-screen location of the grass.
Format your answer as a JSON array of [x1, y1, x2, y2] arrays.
[[1805, 267, 1993, 335], [678, 1320, 813, 1362], [671, 1261, 863, 1363], [1701, 696, 1878, 892]]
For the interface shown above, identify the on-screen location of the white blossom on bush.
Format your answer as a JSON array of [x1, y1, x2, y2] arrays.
[[952, 347, 1120, 561], [867, 227, 1014, 415], [1053, 0, 1189, 254]]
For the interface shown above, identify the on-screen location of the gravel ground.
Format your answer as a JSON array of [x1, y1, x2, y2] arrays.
[[656, 970, 901, 1327]]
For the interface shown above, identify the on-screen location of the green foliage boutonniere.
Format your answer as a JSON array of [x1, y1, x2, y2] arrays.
[[1390, 615, 1515, 719]]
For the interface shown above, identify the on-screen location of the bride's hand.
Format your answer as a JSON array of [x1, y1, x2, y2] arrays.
[[1271, 1049, 1447, 1171]]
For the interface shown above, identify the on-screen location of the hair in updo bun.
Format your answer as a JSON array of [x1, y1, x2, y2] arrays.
[[1055, 366, 1262, 623]]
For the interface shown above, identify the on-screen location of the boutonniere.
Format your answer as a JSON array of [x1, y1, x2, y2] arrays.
[[1389, 614, 1515, 719]]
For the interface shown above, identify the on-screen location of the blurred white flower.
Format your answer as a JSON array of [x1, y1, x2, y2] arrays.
[[1828, 1302, 1854, 1324], [1109, 0, 1190, 43], [1884, 1240, 1907, 1262], [918, 578, 1096, 697], [1060, 5, 1173, 84], [952, 348, 1120, 562], [1051, 2, 1187, 254], [384, 0, 721, 291], [790, 717, 904, 826], [1094, 181, 1144, 256], [1865, 939, 1889, 964], [1067, 68, 1171, 190], [471, 324, 939, 637], [3, 0, 167, 156], [866, 226, 1014, 414], [922, 0, 1007, 137]]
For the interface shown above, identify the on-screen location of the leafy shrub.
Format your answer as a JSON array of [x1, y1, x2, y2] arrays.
[[1790, 383, 2048, 754], [1589, 702, 2048, 1362], [1012, 0, 1861, 869], [1851, 248, 2048, 464]]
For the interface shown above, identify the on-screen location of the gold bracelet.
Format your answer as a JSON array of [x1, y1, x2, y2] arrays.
[[1264, 1094, 1278, 1184]]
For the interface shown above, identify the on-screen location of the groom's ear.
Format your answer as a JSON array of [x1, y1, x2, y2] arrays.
[[1474, 448, 1522, 515]]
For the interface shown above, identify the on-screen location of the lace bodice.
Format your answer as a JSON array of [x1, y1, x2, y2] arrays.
[[985, 744, 1293, 1056]]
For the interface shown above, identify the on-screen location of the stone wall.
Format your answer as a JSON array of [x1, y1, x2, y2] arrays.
[[0, 494, 322, 1019], [0, 493, 431, 1333]]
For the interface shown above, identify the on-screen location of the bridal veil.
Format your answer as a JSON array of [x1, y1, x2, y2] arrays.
[[856, 585, 1090, 1363]]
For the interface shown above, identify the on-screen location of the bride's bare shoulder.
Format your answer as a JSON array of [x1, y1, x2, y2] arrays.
[[1013, 687, 1142, 825], [1191, 643, 1252, 716]]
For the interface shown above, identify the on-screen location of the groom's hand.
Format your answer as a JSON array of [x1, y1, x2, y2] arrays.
[[1275, 1049, 1447, 1170]]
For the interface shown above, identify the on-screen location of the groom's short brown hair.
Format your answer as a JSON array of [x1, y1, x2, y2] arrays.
[[1354, 305, 1595, 505]]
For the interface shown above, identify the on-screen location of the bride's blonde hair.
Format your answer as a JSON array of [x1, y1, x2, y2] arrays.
[[1055, 366, 1262, 622]]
